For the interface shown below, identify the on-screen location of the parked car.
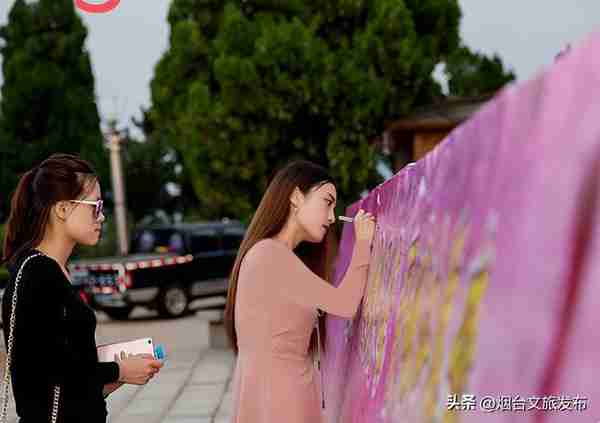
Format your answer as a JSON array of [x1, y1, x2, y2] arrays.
[[68, 220, 246, 320]]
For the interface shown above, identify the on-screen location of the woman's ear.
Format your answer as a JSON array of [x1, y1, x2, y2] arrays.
[[53, 201, 70, 222], [290, 187, 305, 209]]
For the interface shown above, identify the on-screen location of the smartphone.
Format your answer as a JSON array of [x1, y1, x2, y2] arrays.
[[97, 337, 155, 362]]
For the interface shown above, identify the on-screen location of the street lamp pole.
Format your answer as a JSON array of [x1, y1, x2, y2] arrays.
[[107, 128, 129, 255]]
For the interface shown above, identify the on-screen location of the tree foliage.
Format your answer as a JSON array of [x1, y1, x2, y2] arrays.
[[0, 0, 108, 217], [121, 133, 179, 222], [147, 0, 464, 218], [445, 44, 516, 97]]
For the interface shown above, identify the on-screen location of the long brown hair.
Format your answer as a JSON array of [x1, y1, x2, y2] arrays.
[[2, 154, 97, 267], [224, 160, 338, 354]]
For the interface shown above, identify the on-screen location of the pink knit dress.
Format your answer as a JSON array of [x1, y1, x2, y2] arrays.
[[231, 238, 371, 423]]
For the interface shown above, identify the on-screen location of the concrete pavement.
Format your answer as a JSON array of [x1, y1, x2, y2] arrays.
[[108, 346, 234, 423], [0, 306, 235, 423]]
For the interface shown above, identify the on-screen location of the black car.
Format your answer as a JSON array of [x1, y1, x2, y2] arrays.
[[69, 220, 245, 320]]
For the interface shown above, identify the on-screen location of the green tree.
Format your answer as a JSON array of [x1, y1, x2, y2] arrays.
[[147, 0, 463, 219], [0, 0, 108, 217], [122, 133, 179, 222], [445, 44, 516, 97]]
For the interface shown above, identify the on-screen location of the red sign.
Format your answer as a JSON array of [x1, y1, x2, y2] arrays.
[[75, 0, 120, 14]]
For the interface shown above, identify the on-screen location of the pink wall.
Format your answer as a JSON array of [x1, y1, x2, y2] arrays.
[[324, 32, 600, 423]]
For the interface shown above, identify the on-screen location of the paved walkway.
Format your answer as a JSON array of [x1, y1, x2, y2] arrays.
[[1, 321, 235, 423], [108, 346, 234, 423]]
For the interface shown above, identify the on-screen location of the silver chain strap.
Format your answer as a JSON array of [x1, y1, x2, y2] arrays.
[[1, 253, 61, 423]]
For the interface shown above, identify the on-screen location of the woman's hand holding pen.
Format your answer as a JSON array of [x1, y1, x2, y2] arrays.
[[353, 209, 376, 244]]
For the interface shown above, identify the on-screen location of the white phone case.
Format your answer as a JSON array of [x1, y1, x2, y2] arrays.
[[97, 337, 155, 362]]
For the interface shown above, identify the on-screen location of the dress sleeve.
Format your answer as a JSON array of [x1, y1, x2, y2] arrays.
[[255, 239, 371, 318]]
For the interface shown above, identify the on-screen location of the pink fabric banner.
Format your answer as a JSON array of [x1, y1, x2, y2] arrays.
[[324, 32, 600, 423]]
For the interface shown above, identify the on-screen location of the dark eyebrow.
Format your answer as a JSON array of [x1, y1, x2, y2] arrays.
[[326, 193, 336, 203]]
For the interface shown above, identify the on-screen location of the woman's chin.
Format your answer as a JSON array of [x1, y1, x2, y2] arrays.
[[80, 235, 101, 247]]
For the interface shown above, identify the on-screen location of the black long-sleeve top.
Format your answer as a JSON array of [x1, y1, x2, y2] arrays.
[[2, 251, 120, 423]]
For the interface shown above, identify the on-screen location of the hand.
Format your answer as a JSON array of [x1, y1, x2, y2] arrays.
[[133, 353, 156, 360], [353, 209, 376, 243], [116, 352, 163, 385]]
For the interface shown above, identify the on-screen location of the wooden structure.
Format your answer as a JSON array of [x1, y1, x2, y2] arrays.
[[374, 95, 493, 172]]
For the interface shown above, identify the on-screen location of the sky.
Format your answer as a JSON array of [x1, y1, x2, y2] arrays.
[[0, 1, 599, 139]]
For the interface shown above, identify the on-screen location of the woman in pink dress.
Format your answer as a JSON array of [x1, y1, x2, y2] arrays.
[[224, 160, 376, 423]]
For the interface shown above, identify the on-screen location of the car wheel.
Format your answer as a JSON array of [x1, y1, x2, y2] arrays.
[[104, 306, 133, 321], [158, 284, 189, 318]]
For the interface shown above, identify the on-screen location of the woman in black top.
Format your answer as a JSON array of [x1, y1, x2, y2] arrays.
[[1, 154, 163, 422]]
